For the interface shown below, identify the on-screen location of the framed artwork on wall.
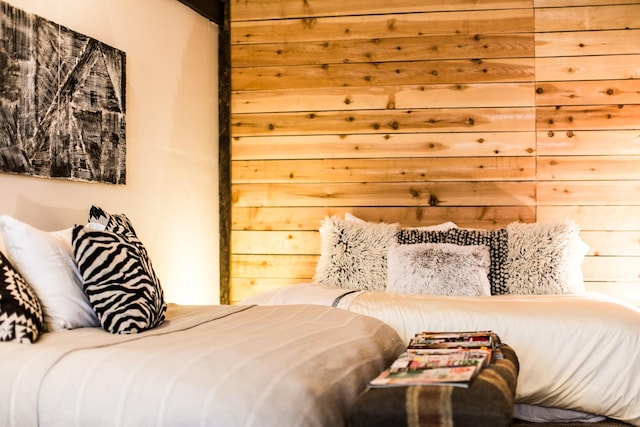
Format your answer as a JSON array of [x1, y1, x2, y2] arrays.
[[0, 1, 126, 184]]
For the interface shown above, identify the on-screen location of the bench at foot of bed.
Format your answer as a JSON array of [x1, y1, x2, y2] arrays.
[[349, 344, 519, 427]]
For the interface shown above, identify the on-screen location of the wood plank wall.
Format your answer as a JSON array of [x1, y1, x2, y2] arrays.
[[228, 0, 640, 304]]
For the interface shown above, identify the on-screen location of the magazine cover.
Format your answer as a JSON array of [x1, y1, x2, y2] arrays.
[[369, 348, 491, 388]]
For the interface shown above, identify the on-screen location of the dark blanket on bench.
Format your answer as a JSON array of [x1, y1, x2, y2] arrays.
[[349, 345, 519, 427]]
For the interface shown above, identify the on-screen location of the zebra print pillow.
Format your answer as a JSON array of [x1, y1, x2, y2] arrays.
[[88, 205, 136, 235], [0, 251, 45, 343], [72, 223, 166, 334]]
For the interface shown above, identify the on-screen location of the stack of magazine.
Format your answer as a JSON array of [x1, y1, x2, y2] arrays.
[[369, 331, 500, 388]]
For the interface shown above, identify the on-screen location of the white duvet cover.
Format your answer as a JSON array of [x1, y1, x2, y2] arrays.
[[242, 284, 640, 425], [0, 303, 404, 427]]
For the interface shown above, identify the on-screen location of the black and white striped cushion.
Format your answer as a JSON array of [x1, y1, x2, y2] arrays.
[[0, 251, 45, 343], [72, 208, 166, 334], [88, 205, 135, 235]]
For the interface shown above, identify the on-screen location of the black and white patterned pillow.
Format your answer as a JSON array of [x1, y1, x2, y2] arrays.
[[88, 205, 136, 235], [0, 251, 45, 343], [72, 207, 166, 334], [397, 228, 509, 295]]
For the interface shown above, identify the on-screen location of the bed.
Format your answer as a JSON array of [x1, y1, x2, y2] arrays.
[[0, 207, 406, 427], [0, 303, 404, 427], [240, 215, 640, 426], [242, 284, 640, 425]]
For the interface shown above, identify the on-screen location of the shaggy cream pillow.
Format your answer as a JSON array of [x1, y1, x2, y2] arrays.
[[314, 215, 399, 291], [505, 220, 588, 294], [386, 243, 491, 296]]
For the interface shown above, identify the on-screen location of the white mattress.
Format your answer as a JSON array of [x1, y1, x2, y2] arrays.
[[242, 284, 640, 426]]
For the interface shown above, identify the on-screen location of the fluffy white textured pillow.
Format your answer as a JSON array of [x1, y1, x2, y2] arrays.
[[386, 243, 491, 296], [0, 215, 99, 331], [314, 215, 399, 291], [505, 220, 588, 295]]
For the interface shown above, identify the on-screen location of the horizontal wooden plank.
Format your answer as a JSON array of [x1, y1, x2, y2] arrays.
[[232, 34, 534, 67], [394, 82, 536, 109], [232, 181, 536, 207], [232, 206, 536, 231], [536, 104, 640, 131], [537, 181, 640, 205], [535, 4, 640, 32], [535, 0, 640, 7], [537, 156, 640, 180], [232, 9, 534, 44], [232, 58, 535, 91], [233, 157, 535, 183], [537, 206, 640, 230], [580, 231, 640, 256], [232, 107, 535, 137], [535, 29, 640, 58], [535, 55, 640, 82], [233, 83, 535, 114], [581, 256, 640, 281], [536, 130, 640, 156], [231, 0, 533, 21], [583, 282, 640, 306], [231, 254, 318, 278], [535, 80, 640, 107], [232, 132, 536, 160], [232, 230, 320, 254]]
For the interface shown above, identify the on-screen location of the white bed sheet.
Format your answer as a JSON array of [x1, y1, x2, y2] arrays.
[[242, 284, 640, 426], [0, 303, 404, 427]]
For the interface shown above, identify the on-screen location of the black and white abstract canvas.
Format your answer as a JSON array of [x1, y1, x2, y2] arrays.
[[0, 1, 126, 184]]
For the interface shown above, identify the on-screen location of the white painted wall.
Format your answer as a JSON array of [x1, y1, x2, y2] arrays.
[[0, 0, 220, 304]]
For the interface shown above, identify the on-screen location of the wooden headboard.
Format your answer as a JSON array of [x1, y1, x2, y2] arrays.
[[226, 0, 640, 304]]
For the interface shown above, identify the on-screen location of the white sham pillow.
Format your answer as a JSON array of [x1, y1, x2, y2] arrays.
[[387, 242, 491, 296], [345, 212, 457, 231], [0, 215, 99, 331], [402, 221, 458, 231]]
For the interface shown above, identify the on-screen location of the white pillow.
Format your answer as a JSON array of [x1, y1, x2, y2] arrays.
[[0, 215, 99, 331], [345, 213, 457, 231], [386, 242, 491, 296], [344, 212, 367, 223], [402, 221, 458, 231]]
